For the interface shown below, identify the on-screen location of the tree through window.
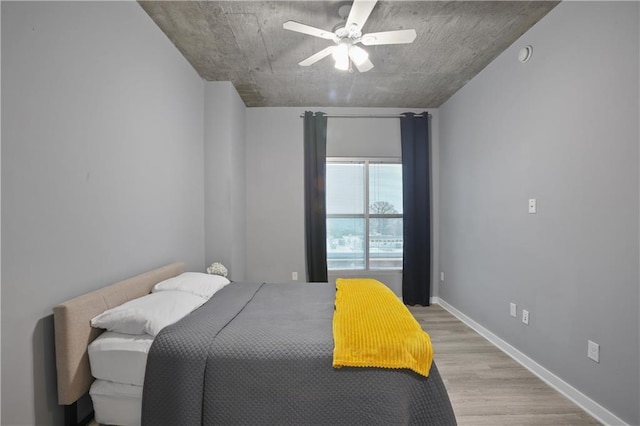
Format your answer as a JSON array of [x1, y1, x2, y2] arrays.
[[326, 159, 403, 271]]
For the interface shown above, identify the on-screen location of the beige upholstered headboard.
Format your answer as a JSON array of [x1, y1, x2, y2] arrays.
[[53, 262, 184, 405]]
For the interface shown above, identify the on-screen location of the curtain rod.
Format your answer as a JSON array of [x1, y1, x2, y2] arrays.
[[299, 113, 430, 119]]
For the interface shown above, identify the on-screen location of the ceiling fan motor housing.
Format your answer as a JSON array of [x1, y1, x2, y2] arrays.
[[334, 24, 362, 40]]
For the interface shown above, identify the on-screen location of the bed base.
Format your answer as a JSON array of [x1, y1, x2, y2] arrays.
[[64, 401, 94, 426]]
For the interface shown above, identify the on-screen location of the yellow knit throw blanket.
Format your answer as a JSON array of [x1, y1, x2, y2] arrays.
[[332, 278, 433, 377]]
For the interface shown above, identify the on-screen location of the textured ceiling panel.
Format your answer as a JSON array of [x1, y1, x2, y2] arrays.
[[139, 1, 559, 107]]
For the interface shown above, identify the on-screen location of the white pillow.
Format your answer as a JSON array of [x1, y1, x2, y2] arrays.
[[91, 291, 206, 336], [152, 272, 230, 299]]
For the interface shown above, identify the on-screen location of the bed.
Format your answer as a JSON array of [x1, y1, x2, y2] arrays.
[[53, 262, 456, 425]]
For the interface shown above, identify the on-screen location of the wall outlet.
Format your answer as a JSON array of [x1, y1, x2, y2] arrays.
[[522, 309, 529, 325], [588, 340, 600, 363], [440, 272, 445, 282], [292, 271, 298, 281], [510, 303, 517, 318], [528, 198, 537, 214]]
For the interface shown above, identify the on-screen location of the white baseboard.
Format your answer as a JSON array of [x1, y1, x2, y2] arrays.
[[435, 298, 628, 426]]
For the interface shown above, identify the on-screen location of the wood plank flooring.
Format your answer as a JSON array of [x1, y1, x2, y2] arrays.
[[409, 304, 601, 426]]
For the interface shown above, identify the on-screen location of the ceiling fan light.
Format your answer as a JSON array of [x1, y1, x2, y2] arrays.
[[349, 45, 369, 66], [332, 43, 348, 61], [333, 43, 349, 71], [334, 57, 349, 71]]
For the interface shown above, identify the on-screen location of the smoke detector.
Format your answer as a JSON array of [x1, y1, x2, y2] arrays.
[[518, 45, 533, 63]]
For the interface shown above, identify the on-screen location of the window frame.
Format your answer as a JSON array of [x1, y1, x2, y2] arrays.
[[326, 157, 403, 271]]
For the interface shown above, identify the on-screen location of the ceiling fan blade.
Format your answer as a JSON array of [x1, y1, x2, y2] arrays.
[[283, 21, 338, 42], [361, 29, 417, 46], [349, 47, 374, 72], [299, 46, 336, 66], [345, 0, 377, 33]]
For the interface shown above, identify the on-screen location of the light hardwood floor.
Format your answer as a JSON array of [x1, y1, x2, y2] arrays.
[[409, 304, 601, 426]]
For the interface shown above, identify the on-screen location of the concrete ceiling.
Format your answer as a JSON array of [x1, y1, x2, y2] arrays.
[[139, 1, 559, 108]]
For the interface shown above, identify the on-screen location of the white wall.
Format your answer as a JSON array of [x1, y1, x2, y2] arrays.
[[204, 82, 247, 280], [245, 107, 438, 298], [1, 2, 205, 424], [438, 2, 639, 424]]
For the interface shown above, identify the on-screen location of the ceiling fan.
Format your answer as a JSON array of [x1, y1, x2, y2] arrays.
[[283, 0, 417, 72]]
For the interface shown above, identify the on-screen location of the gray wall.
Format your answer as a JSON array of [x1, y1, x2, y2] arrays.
[[1, 2, 205, 424], [204, 82, 247, 281], [0, 1, 2, 423], [0, 3, 3, 421], [438, 2, 639, 424], [244, 107, 438, 298], [244, 108, 305, 284]]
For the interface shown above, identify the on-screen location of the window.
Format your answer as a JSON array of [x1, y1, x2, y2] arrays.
[[326, 158, 403, 271]]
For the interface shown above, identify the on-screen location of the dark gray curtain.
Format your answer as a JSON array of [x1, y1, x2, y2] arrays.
[[303, 111, 328, 282], [400, 113, 431, 305]]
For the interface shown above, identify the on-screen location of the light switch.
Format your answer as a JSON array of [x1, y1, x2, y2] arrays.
[[528, 198, 537, 214], [588, 340, 600, 363]]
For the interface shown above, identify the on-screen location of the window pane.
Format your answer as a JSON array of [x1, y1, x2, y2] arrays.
[[326, 163, 364, 214], [369, 218, 403, 270], [369, 163, 403, 215], [327, 217, 365, 270]]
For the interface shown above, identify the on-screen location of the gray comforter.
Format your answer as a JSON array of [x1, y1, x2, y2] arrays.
[[142, 282, 456, 425]]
